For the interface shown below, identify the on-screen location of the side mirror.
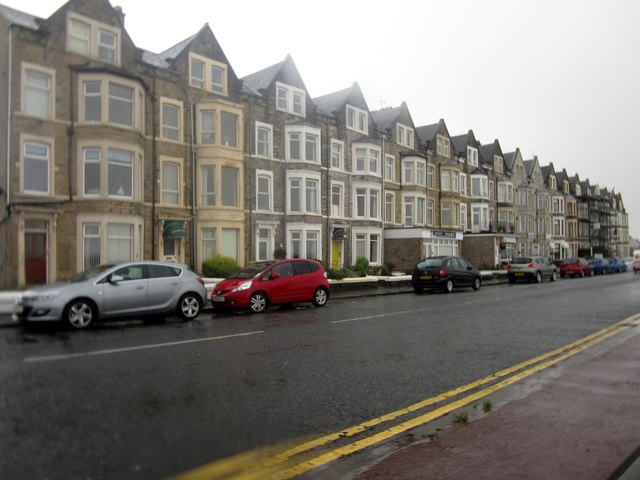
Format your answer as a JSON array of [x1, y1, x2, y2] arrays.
[[271, 272, 281, 281], [110, 274, 124, 284]]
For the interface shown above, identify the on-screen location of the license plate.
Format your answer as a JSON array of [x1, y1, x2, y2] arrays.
[[212, 296, 225, 303], [515, 272, 524, 277], [420, 275, 432, 280]]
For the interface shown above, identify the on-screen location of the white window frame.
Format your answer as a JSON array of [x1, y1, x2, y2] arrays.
[[396, 123, 414, 148], [330, 140, 344, 170], [471, 203, 490, 232], [160, 98, 182, 142], [287, 171, 321, 214], [331, 181, 344, 218], [256, 122, 273, 158], [80, 74, 143, 130], [471, 175, 489, 199], [353, 144, 381, 176], [256, 170, 273, 212], [436, 135, 450, 157], [22, 63, 55, 118], [67, 12, 121, 65], [385, 192, 395, 223], [189, 53, 228, 95], [276, 82, 305, 117], [78, 214, 143, 268], [352, 228, 382, 265], [256, 225, 275, 261], [498, 182, 514, 203], [385, 155, 395, 182], [467, 146, 479, 167], [346, 105, 368, 134], [353, 184, 381, 220], [286, 126, 321, 163], [161, 158, 182, 205], [286, 224, 323, 260], [22, 138, 52, 195]]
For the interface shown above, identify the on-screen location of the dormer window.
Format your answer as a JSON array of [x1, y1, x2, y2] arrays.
[[436, 135, 450, 158], [346, 105, 368, 134], [494, 155, 503, 174], [467, 147, 478, 167], [190, 54, 227, 95], [397, 124, 414, 148], [67, 13, 120, 65], [549, 176, 557, 190], [276, 82, 305, 117]]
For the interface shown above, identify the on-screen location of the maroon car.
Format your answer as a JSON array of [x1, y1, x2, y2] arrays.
[[211, 259, 330, 313], [559, 257, 594, 278]]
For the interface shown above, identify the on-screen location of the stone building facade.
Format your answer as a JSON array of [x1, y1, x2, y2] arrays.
[[0, 0, 630, 288]]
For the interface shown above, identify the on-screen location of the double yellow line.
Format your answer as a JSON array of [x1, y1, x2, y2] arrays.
[[173, 315, 640, 480]]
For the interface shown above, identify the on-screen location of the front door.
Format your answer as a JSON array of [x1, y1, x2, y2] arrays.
[[332, 240, 342, 270], [25, 232, 47, 284]]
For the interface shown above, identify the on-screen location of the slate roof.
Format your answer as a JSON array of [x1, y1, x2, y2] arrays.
[[503, 151, 517, 171], [242, 58, 286, 96], [371, 106, 401, 132], [0, 3, 41, 29], [415, 123, 440, 144], [313, 84, 354, 116]]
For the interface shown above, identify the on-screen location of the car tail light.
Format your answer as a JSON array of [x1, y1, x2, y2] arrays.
[[528, 263, 534, 268], [439, 267, 446, 277]]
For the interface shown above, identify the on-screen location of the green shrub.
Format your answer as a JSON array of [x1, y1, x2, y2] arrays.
[[378, 264, 392, 276], [355, 257, 370, 277], [202, 255, 240, 278]]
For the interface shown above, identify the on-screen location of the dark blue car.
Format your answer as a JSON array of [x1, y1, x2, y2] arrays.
[[589, 258, 613, 275], [607, 257, 627, 273]]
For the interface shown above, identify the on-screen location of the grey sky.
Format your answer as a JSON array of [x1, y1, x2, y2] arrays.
[[6, 0, 640, 238]]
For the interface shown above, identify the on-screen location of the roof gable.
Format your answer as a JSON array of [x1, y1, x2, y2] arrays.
[[313, 81, 370, 117]]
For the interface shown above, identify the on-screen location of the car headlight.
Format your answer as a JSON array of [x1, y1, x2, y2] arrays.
[[34, 291, 61, 302], [233, 280, 253, 292]]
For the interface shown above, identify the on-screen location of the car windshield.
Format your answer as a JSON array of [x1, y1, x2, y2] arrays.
[[512, 257, 532, 264], [68, 264, 116, 282], [562, 259, 578, 265], [228, 261, 277, 279], [417, 258, 444, 268]]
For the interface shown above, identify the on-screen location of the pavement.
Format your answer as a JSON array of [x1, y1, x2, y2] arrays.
[[2, 277, 640, 479]]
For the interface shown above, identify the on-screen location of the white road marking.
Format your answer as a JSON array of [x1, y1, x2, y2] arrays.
[[23, 331, 265, 364], [331, 308, 433, 324]]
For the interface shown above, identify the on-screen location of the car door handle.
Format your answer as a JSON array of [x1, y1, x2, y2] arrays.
[[135, 285, 145, 290]]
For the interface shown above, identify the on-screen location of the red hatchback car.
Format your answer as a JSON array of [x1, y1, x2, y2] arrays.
[[559, 257, 594, 278], [211, 259, 330, 313]]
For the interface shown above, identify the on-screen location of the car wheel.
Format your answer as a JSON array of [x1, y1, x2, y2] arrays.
[[535, 272, 542, 283], [177, 293, 202, 320], [550, 271, 557, 282], [472, 277, 481, 291], [312, 287, 329, 307], [63, 299, 96, 329], [249, 292, 268, 313], [444, 278, 454, 293]]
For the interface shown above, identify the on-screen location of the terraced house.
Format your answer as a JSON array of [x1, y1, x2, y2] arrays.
[[0, 0, 630, 288]]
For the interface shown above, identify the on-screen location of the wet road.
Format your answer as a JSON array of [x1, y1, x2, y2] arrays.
[[1, 273, 639, 479]]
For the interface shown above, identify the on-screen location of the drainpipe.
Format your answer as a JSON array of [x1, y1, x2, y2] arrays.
[[2, 23, 15, 222], [67, 66, 75, 202], [151, 74, 157, 259], [190, 102, 196, 271]]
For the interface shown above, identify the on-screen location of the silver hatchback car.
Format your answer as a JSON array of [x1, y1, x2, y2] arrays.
[[13, 261, 208, 329]]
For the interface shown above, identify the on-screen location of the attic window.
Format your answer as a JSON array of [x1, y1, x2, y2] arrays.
[[346, 105, 368, 134], [276, 82, 305, 117], [189, 53, 227, 95], [67, 13, 120, 65], [397, 124, 413, 148]]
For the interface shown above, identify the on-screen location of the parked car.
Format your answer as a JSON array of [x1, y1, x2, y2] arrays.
[[211, 259, 330, 313], [559, 258, 594, 278], [411, 256, 481, 293], [622, 257, 635, 270], [588, 258, 613, 275], [607, 256, 627, 273], [13, 261, 207, 329], [507, 257, 557, 284]]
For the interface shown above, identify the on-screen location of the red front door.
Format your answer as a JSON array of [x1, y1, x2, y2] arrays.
[[25, 232, 47, 284]]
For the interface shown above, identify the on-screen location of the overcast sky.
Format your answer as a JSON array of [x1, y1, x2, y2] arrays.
[[6, 0, 640, 239]]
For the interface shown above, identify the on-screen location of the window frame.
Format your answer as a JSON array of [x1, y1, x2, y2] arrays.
[[161, 158, 182, 206], [160, 98, 183, 142], [22, 138, 52, 195], [275, 81, 306, 117], [22, 63, 55, 118], [286, 126, 321, 164], [189, 53, 228, 95], [353, 144, 381, 176], [396, 123, 414, 148], [346, 105, 368, 134], [330, 139, 345, 170], [287, 171, 321, 215], [256, 169, 273, 212], [255, 122, 273, 158], [67, 12, 121, 65]]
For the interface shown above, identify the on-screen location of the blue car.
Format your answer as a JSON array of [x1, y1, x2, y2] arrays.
[[588, 258, 613, 275], [607, 257, 627, 273]]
